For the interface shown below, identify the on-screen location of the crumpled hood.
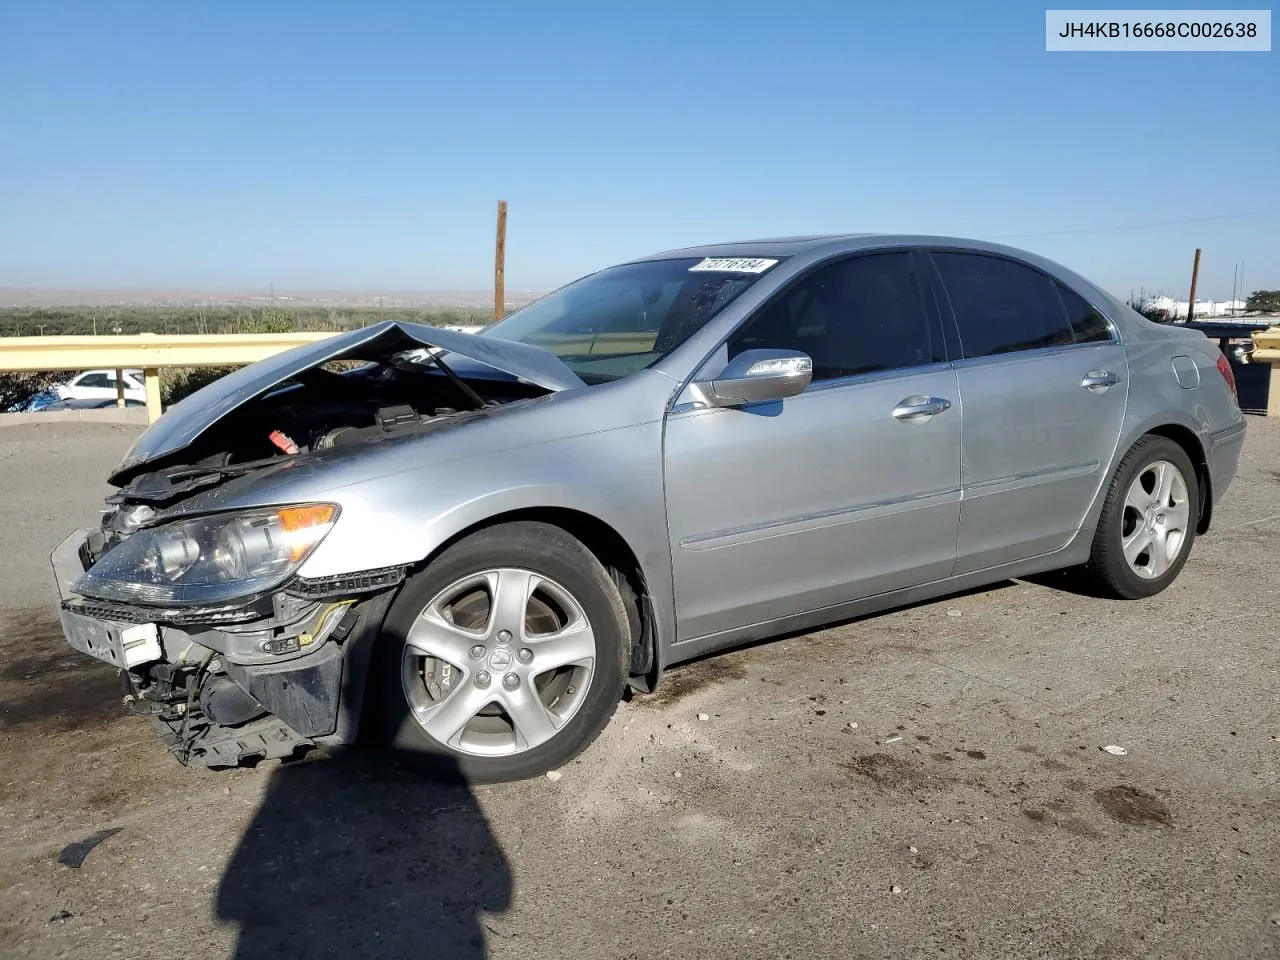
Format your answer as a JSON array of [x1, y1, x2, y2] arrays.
[[110, 321, 585, 484]]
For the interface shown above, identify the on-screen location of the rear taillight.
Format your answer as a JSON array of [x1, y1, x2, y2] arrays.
[[1216, 353, 1238, 400]]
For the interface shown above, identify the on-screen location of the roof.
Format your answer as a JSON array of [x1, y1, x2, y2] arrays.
[[634, 233, 1042, 262], [628, 233, 1132, 324]]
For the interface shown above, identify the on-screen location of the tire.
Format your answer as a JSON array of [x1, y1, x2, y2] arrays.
[[367, 521, 630, 782], [1087, 435, 1199, 599]]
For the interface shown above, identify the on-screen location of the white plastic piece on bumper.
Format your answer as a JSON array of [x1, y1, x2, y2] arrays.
[[119, 623, 162, 668]]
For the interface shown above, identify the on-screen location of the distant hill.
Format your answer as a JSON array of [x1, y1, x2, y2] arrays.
[[0, 287, 540, 310]]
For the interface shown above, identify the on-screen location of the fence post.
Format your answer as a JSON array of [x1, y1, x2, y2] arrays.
[[144, 368, 162, 421], [495, 199, 507, 321]]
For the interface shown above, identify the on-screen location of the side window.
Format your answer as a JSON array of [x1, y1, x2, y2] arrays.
[[727, 252, 942, 382], [932, 252, 1074, 358], [1056, 282, 1112, 343], [77, 373, 112, 388]]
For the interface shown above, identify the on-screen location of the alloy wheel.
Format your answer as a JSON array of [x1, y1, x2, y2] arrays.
[[1120, 459, 1191, 580], [400, 568, 596, 757]]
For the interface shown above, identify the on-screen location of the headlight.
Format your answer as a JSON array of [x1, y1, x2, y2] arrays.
[[74, 504, 338, 606]]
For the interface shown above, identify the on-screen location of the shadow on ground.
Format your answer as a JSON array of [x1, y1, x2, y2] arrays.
[[1021, 568, 1115, 599], [216, 753, 510, 960]]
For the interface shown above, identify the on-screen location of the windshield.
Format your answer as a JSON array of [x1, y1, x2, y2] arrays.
[[482, 257, 781, 382]]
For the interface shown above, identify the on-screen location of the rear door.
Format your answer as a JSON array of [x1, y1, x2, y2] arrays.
[[926, 251, 1128, 573], [663, 250, 962, 641]]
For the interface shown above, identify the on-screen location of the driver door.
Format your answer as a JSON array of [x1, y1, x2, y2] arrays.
[[663, 251, 962, 642]]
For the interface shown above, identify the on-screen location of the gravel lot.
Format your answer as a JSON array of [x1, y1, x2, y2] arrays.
[[1, 419, 1277, 960]]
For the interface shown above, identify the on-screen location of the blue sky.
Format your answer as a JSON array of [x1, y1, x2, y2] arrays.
[[1, 0, 1275, 299]]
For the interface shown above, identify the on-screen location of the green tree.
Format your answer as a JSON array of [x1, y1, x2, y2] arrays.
[[1127, 296, 1170, 323], [0, 371, 64, 411], [1246, 290, 1280, 314]]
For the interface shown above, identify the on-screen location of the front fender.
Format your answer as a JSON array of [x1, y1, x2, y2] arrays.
[[298, 420, 677, 672]]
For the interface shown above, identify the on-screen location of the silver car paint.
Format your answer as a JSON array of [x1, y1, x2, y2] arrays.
[[120, 234, 1246, 681], [165, 370, 682, 664], [948, 339, 1130, 574], [664, 361, 963, 640]]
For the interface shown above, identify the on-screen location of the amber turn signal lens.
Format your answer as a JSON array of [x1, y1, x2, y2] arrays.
[[276, 504, 338, 560]]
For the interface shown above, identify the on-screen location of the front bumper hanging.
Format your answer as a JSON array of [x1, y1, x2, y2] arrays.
[[50, 529, 397, 768]]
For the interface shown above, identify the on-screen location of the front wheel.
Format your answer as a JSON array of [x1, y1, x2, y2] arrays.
[[1087, 435, 1199, 599], [368, 521, 630, 782]]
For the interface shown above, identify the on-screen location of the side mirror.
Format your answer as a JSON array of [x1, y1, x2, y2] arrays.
[[695, 348, 813, 408]]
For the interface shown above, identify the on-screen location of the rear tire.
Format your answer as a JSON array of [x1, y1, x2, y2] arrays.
[[1087, 435, 1199, 599], [368, 521, 629, 782]]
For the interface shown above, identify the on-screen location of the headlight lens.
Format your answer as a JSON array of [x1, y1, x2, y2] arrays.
[[74, 504, 338, 606]]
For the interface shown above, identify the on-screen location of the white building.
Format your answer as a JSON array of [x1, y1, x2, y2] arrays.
[[1139, 296, 1248, 319]]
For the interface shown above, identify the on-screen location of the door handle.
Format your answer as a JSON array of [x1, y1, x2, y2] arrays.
[[893, 395, 952, 421], [1081, 369, 1120, 391]]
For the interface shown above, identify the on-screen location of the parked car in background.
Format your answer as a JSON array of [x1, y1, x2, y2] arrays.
[[1184, 319, 1273, 413], [13, 389, 61, 412], [50, 235, 1245, 783], [56, 369, 146, 404], [39, 397, 147, 411]]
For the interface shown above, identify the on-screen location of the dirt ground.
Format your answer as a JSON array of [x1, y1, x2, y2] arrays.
[[1, 419, 1277, 960]]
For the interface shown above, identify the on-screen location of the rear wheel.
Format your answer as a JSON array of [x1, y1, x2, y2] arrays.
[[1087, 435, 1199, 599], [369, 521, 629, 782]]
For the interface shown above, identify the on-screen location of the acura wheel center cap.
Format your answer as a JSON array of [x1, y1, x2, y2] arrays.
[[488, 648, 513, 671]]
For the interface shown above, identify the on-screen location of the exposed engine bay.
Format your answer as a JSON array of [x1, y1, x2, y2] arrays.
[[53, 326, 569, 767], [99, 356, 543, 540]]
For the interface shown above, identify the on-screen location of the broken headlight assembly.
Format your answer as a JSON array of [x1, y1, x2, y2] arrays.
[[74, 504, 338, 606]]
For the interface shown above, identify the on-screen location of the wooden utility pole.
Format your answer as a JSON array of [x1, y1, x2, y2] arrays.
[[1186, 248, 1201, 322], [495, 200, 508, 320]]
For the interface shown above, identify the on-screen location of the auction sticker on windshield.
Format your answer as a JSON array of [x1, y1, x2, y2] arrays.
[[689, 257, 779, 273]]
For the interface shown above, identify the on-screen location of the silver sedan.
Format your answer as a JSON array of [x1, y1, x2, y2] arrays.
[[51, 235, 1246, 781]]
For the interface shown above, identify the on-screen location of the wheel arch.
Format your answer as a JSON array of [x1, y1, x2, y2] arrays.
[[1075, 416, 1215, 562], [406, 505, 663, 693]]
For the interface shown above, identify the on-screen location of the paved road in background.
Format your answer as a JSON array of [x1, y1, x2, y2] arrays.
[[1, 420, 1278, 959]]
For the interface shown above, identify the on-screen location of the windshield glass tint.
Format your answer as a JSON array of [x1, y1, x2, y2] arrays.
[[482, 258, 779, 381]]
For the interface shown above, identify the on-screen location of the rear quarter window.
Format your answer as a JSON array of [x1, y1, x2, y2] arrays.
[[931, 252, 1075, 359], [1056, 282, 1113, 343]]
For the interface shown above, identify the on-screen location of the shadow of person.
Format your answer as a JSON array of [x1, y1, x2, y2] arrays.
[[216, 752, 510, 960]]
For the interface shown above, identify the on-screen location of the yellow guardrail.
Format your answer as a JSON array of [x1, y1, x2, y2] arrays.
[[0, 332, 337, 422], [2, 325, 1275, 424], [1251, 327, 1280, 417]]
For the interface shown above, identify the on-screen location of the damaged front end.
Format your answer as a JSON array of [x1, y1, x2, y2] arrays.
[[53, 521, 401, 767], [49, 321, 584, 767]]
